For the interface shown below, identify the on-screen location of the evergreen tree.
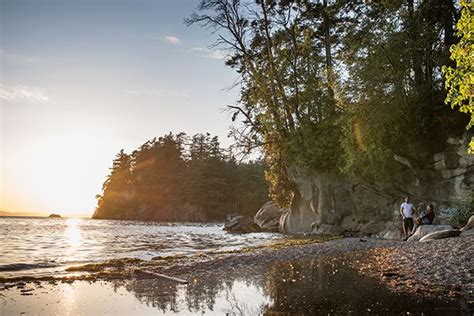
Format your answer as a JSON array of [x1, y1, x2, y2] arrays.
[[93, 132, 269, 221], [93, 149, 132, 219]]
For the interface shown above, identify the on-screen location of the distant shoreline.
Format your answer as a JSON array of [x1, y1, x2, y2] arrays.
[[0, 214, 91, 219]]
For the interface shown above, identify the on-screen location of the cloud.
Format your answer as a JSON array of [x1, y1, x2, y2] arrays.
[[0, 84, 50, 103], [190, 47, 226, 60], [165, 36, 181, 45], [209, 50, 225, 60]]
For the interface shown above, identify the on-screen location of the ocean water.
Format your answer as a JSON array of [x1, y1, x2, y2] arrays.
[[0, 217, 284, 279]]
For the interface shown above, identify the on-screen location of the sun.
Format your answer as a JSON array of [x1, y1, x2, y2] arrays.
[[1, 129, 117, 218]]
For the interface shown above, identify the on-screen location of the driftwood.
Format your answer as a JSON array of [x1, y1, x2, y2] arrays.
[[133, 269, 188, 284]]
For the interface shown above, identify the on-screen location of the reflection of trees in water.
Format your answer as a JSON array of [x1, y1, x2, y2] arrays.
[[265, 257, 391, 313], [265, 259, 324, 313], [263, 257, 464, 314], [123, 279, 181, 313], [118, 269, 267, 314], [182, 277, 227, 312], [108, 257, 463, 314]]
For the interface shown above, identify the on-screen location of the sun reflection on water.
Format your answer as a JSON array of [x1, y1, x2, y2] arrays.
[[65, 218, 82, 250]]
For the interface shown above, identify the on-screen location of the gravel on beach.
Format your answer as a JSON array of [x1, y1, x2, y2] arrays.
[[165, 235, 473, 304]]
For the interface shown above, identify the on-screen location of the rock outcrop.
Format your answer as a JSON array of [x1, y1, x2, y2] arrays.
[[419, 229, 461, 242], [460, 215, 474, 237], [460, 215, 474, 232], [407, 225, 453, 242], [224, 216, 261, 233], [281, 136, 474, 237], [254, 201, 287, 232]]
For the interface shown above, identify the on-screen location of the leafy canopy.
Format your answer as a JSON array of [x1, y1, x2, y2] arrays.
[[442, 0, 474, 153]]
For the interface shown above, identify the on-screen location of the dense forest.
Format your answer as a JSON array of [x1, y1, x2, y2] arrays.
[[188, 0, 472, 206], [95, 1, 472, 221], [93, 133, 268, 221]]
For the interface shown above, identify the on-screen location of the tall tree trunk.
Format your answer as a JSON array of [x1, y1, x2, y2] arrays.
[[407, 0, 423, 86], [322, 0, 335, 102], [260, 1, 294, 133], [289, 24, 302, 123], [443, 0, 456, 48]]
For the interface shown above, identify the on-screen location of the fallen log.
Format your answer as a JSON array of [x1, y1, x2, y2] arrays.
[[133, 269, 188, 284]]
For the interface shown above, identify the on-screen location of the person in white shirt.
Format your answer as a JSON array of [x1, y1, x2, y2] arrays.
[[400, 196, 416, 240]]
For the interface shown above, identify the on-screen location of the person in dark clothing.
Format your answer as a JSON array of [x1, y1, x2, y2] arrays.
[[411, 204, 435, 235], [416, 204, 435, 225]]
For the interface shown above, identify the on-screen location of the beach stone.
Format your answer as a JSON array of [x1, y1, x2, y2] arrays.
[[254, 201, 287, 232], [224, 216, 260, 233], [460, 229, 474, 237], [460, 215, 474, 232], [407, 225, 453, 242], [419, 229, 461, 242]]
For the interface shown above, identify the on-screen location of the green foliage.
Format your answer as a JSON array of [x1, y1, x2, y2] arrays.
[[188, 0, 343, 206], [187, 0, 467, 204], [442, 0, 474, 153], [284, 118, 342, 171], [451, 193, 474, 228], [338, 0, 467, 181], [93, 133, 268, 221]]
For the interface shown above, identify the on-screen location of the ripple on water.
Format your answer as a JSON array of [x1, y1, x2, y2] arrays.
[[0, 217, 286, 279]]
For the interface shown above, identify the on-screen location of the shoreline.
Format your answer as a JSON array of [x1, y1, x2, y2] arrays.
[[1, 236, 473, 314]]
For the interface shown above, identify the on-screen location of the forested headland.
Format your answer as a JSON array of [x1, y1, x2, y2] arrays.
[[92, 133, 268, 221]]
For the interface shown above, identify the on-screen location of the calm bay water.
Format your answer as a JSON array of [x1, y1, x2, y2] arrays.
[[0, 217, 284, 278]]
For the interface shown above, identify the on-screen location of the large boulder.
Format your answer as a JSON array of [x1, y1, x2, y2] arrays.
[[460, 215, 474, 232], [280, 136, 474, 235], [460, 215, 474, 237], [407, 225, 453, 242], [380, 222, 403, 240], [419, 229, 461, 242], [254, 201, 287, 232], [224, 216, 260, 233]]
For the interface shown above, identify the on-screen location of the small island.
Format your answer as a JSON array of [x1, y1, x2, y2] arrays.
[[48, 213, 61, 218]]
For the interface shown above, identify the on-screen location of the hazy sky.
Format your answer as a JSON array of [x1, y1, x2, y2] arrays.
[[0, 0, 239, 216]]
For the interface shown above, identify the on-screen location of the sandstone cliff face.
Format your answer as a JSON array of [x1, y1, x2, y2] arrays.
[[281, 136, 474, 237]]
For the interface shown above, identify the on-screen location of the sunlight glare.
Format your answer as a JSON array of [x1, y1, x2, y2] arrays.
[[66, 218, 82, 249]]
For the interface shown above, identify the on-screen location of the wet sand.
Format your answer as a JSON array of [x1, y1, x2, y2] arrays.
[[1, 237, 473, 315]]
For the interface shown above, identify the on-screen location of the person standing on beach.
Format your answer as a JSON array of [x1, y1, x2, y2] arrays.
[[400, 197, 416, 240]]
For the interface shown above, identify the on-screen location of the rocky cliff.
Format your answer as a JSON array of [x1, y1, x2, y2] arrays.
[[280, 136, 474, 238]]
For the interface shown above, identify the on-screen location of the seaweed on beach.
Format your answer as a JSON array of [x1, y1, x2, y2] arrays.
[[66, 258, 145, 272]]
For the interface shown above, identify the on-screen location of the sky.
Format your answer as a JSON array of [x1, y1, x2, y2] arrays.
[[0, 0, 240, 217]]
